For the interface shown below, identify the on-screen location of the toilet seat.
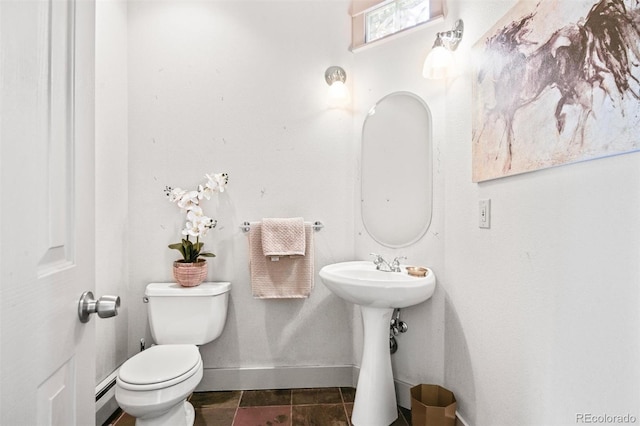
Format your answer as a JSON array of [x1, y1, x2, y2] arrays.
[[117, 344, 201, 391]]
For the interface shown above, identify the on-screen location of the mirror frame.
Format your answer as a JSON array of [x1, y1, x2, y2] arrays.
[[360, 91, 433, 248]]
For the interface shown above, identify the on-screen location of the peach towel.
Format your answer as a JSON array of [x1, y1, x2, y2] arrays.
[[261, 217, 306, 257], [249, 222, 314, 299]]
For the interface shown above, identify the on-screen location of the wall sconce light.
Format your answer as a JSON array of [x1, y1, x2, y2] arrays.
[[325, 66, 350, 107], [422, 19, 464, 80]]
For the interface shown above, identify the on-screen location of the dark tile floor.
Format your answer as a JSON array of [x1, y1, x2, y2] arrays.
[[105, 387, 412, 426]]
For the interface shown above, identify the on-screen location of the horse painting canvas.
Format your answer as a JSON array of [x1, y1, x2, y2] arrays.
[[472, 0, 640, 182]]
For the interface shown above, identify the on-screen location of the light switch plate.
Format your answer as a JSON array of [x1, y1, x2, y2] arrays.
[[479, 199, 491, 229]]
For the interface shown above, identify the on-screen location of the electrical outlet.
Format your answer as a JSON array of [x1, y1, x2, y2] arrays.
[[479, 199, 491, 229]]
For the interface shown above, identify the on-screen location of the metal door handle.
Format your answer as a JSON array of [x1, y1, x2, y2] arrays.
[[77, 291, 121, 323]]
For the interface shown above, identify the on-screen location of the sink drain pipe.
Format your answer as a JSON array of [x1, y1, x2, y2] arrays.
[[389, 308, 408, 354]]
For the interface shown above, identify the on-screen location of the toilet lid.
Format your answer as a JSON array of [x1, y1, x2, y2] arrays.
[[118, 344, 200, 386]]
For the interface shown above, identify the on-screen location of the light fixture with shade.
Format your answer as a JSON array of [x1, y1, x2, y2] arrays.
[[422, 20, 464, 79], [325, 66, 350, 107]]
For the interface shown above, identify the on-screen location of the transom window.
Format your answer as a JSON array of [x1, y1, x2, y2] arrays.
[[351, 0, 443, 50], [365, 0, 430, 43]]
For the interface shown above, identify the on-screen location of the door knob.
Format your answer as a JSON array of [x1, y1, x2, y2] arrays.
[[77, 291, 121, 323]]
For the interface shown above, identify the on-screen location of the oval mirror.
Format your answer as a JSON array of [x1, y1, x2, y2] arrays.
[[361, 91, 433, 248]]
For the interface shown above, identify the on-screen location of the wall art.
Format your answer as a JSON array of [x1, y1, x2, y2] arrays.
[[472, 0, 640, 182]]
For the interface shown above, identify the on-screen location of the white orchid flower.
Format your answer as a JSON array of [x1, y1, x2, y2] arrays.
[[214, 172, 229, 192], [177, 190, 200, 210], [199, 216, 217, 236], [182, 208, 216, 237], [201, 174, 218, 198], [204, 172, 229, 194], [181, 221, 198, 237], [187, 205, 203, 216], [197, 184, 209, 200], [167, 187, 186, 203], [182, 211, 203, 237]]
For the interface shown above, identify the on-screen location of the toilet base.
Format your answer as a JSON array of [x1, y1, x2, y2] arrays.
[[135, 401, 195, 426]]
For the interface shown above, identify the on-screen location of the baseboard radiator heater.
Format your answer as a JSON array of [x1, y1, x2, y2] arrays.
[[96, 369, 120, 425]]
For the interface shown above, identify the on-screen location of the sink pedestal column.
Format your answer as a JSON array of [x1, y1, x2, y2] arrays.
[[351, 306, 397, 426]]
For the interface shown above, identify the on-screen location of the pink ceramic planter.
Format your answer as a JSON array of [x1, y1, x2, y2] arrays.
[[172, 260, 208, 287]]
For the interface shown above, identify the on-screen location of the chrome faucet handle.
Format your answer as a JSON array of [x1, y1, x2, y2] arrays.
[[370, 253, 390, 271], [391, 256, 407, 272]]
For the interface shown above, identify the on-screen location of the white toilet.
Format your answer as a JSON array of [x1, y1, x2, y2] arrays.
[[115, 282, 231, 426]]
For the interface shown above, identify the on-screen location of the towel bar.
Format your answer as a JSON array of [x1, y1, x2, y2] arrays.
[[240, 220, 324, 233]]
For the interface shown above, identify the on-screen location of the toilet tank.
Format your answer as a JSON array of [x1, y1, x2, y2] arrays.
[[145, 282, 231, 345]]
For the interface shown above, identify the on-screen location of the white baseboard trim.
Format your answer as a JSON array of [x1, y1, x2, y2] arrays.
[[456, 410, 471, 426], [196, 365, 358, 391], [394, 378, 413, 409]]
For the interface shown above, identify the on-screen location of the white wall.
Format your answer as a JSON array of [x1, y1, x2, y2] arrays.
[[95, 0, 129, 384], [353, 1, 640, 424], [443, 1, 640, 424], [126, 0, 356, 373]]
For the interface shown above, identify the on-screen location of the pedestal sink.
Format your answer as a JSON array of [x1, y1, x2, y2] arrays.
[[319, 261, 436, 426]]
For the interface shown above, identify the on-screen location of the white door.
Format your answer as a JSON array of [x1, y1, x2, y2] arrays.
[[1, 0, 96, 425]]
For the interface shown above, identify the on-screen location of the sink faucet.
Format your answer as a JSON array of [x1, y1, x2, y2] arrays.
[[390, 256, 407, 272], [370, 253, 406, 272]]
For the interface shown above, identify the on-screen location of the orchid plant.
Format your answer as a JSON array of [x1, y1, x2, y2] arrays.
[[164, 172, 229, 263]]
